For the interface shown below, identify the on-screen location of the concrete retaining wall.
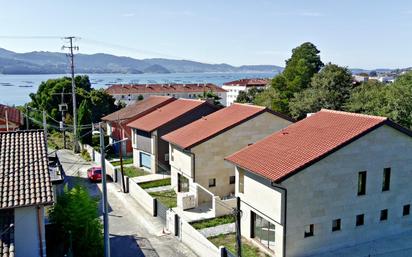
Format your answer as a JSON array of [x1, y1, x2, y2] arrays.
[[128, 177, 155, 215]]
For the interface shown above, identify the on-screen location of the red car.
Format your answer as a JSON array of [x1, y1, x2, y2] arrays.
[[87, 167, 102, 182]]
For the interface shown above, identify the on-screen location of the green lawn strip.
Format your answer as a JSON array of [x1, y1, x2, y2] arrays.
[[121, 166, 149, 177], [208, 233, 270, 257], [138, 178, 171, 189], [110, 158, 133, 166], [149, 190, 177, 208], [190, 215, 235, 230]]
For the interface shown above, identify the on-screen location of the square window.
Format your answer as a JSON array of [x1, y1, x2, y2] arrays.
[[380, 209, 388, 221], [382, 168, 391, 191], [356, 214, 364, 226], [358, 171, 367, 196], [304, 224, 314, 238], [208, 178, 216, 188], [403, 204, 410, 216], [332, 219, 341, 232], [229, 176, 235, 184]]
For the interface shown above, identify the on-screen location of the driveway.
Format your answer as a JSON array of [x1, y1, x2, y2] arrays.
[[57, 149, 198, 257]]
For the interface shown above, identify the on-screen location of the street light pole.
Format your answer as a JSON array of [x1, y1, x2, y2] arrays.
[[99, 122, 110, 257]]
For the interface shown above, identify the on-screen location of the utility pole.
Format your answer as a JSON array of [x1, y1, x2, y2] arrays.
[[235, 196, 242, 257], [60, 89, 67, 149], [42, 110, 48, 140], [5, 107, 9, 132], [117, 114, 126, 192], [25, 105, 29, 130], [62, 36, 79, 153], [99, 122, 110, 257]]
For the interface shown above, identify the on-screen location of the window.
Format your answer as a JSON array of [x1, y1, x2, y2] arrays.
[[332, 219, 341, 232], [380, 209, 388, 221], [208, 178, 216, 188], [304, 224, 314, 238], [239, 170, 244, 193], [382, 168, 391, 191], [229, 176, 235, 184], [178, 173, 189, 192], [403, 204, 410, 216], [252, 212, 275, 251], [358, 171, 367, 195], [356, 214, 364, 226], [164, 153, 169, 162]]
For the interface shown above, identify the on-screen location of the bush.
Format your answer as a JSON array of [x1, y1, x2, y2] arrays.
[[49, 185, 103, 257], [80, 149, 91, 162]]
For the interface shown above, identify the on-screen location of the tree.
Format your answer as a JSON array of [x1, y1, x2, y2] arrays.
[[235, 87, 263, 104], [289, 63, 353, 119], [49, 185, 103, 257], [198, 90, 222, 106], [255, 42, 323, 114], [369, 70, 377, 77], [77, 99, 93, 144], [253, 87, 281, 110], [137, 94, 144, 101]]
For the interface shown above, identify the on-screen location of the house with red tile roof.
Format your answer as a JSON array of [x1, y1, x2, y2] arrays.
[[222, 78, 269, 106], [225, 109, 412, 257], [101, 96, 176, 155], [106, 83, 227, 106], [162, 103, 292, 215], [127, 99, 219, 174], [0, 104, 23, 132]]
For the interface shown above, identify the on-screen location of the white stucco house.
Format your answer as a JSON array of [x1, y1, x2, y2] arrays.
[[222, 78, 269, 106], [225, 109, 412, 257], [0, 130, 54, 257], [162, 103, 292, 214]]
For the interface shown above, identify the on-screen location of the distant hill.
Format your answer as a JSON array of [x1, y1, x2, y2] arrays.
[[0, 47, 283, 75]]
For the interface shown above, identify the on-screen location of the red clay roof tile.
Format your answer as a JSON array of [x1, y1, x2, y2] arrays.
[[106, 83, 226, 95], [223, 78, 269, 87], [226, 109, 388, 182]]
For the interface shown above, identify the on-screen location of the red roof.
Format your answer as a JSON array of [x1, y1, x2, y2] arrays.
[[226, 109, 393, 182], [106, 83, 226, 95], [162, 103, 287, 149], [223, 78, 269, 87], [101, 96, 175, 122], [127, 99, 212, 132], [0, 104, 22, 125]]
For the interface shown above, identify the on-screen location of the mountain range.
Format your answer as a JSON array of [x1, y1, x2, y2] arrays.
[[0, 48, 283, 75]]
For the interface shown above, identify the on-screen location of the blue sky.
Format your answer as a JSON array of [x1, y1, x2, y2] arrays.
[[1, 0, 412, 69]]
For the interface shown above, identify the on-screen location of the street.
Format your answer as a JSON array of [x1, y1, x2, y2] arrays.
[[57, 149, 198, 257]]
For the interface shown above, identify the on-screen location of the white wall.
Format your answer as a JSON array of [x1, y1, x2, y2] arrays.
[[14, 206, 46, 257]]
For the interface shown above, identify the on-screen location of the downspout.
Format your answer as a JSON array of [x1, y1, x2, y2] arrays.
[[189, 151, 196, 182], [37, 206, 44, 257], [270, 182, 287, 257]]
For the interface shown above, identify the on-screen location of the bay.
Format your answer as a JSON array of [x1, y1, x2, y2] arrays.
[[0, 72, 276, 106]]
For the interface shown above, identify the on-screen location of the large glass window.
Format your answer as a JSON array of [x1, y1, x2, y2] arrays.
[[358, 171, 367, 196], [178, 173, 189, 192], [252, 212, 275, 251], [382, 168, 391, 191]]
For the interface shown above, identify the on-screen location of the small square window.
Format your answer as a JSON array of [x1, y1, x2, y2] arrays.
[[208, 178, 216, 188], [380, 209, 388, 221], [403, 204, 410, 216], [304, 224, 314, 238], [229, 176, 235, 184], [356, 214, 364, 226], [332, 219, 341, 232]]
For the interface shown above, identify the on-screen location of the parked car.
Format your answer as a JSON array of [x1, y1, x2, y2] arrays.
[[87, 167, 102, 182]]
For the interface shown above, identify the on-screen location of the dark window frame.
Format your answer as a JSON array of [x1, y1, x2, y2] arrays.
[[382, 168, 391, 191], [403, 204, 410, 216], [304, 224, 314, 238], [229, 176, 235, 184], [356, 214, 364, 226], [208, 178, 216, 188], [380, 209, 388, 221], [332, 219, 341, 232], [358, 171, 367, 196]]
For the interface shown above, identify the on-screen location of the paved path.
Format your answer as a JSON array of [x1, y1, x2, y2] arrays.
[[144, 185, 172, 193], [57, 149, 198, 257]]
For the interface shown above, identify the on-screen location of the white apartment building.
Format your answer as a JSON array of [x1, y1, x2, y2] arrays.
[[226, 109, 412, 257], [222, 78, 269, 106]]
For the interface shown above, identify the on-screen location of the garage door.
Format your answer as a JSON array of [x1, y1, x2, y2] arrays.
[[140, 152, 151, 169]]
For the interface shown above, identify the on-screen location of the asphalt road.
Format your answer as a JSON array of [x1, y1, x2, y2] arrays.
[[57, 149, 198, 257]]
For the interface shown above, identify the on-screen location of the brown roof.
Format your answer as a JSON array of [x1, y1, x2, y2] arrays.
[[127, 99, 213, 132], [0, 130, 53, 209], [106, 83, 226, 95], [0, 105, 22, 126], [162, 103, 287, 149], [101, 96, 175, 122], [225, 109, 402, 182], [223, 78, 269, 87]]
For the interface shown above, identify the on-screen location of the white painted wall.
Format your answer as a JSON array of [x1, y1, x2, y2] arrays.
[[14, 206, 46, 257]]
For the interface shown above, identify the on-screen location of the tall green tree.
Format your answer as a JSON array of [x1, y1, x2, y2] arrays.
[[289, 63, 353, 119], [49, 185, 103, 257], [235, 87, 263, 104], [198, 90, 222, 106], [77, 99, 93, 144]]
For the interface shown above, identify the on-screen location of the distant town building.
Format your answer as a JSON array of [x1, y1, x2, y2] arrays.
[[222, 78, 269, 106], [0, 104, 23, 131], [105, 83, 227, 106], [353, 75, 369, 83]]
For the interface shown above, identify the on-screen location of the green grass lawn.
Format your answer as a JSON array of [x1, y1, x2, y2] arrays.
[[139, 178, 171, 189], [121, 166, 149, 177], [190, 215, 235, 230], [208, 233, 270, 257], [149, 190, 177, 208], [110, 158, 133, 166]]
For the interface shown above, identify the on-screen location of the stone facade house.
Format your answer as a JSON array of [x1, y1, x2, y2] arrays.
[[102, 96, 175, 155], [162, 103, 292, 208], [226, 110, 412, 257], [0, 130, 54, 257], [127, 99, 219, 174]]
